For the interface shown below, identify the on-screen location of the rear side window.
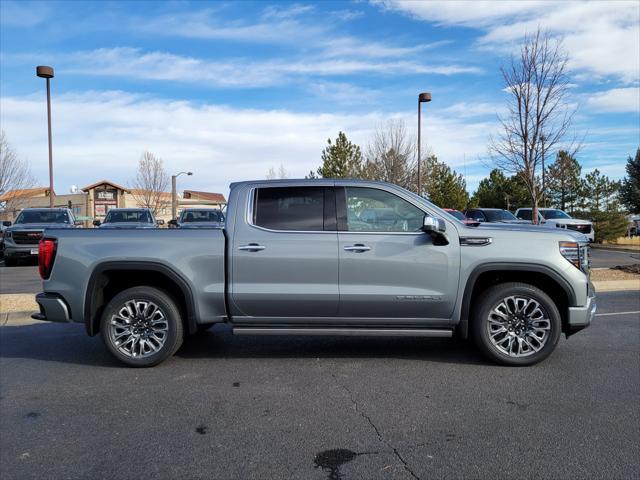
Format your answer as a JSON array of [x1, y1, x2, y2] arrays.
[[254, 187, 324, 231], [516, 210, 532, 220]]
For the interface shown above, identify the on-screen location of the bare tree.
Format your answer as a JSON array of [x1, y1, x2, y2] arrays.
[[266, 163, 289, 179], [130, 151, 170, 216], [489, 29, 577, 223], [364, 120, 416, 190], [0, 131, 35, 198]]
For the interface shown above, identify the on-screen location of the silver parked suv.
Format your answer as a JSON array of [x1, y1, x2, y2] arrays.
[[514, 208, 594, 242]]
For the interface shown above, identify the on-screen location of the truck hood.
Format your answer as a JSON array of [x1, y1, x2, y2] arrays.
[[6, 223, 74, 232], [99, 222, 156, 229], [542, 218, 592, 226]]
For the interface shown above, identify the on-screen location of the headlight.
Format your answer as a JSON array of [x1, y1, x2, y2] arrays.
[[559, 241, 589, 273]]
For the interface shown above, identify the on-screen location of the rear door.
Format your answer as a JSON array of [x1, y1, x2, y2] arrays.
[[337, 186, 459, 320], [230, 185, 339, 320]]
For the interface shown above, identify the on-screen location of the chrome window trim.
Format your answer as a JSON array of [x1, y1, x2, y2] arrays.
[[245, 185, 431, 236]]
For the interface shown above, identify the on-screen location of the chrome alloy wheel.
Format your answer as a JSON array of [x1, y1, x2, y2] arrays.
[[486, 295, 551, 357], [108, 300, 169, 358]]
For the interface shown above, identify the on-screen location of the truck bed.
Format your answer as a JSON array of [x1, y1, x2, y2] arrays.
[[41, 228, 227, 326]]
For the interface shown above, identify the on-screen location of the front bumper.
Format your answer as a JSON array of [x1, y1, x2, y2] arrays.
[[32, 293, 72, 323], [566, 289, 596, 336], [5, 244, 39, 258]]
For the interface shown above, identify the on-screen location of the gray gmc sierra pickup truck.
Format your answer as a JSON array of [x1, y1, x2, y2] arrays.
[[33, 180, 596, 367]]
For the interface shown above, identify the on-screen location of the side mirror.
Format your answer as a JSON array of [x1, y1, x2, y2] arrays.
[[156, 219, 165, 226], [168, 219, 178, 227], [2, 221, 11, 227], [422, 216, 446, 233], [93, 219, 101, 227]]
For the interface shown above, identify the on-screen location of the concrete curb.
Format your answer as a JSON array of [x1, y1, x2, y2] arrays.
[[590, 245, 640, 254], [592, 279, 640, 292]]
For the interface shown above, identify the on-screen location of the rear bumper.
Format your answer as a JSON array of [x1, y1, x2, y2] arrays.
[[566, 291, 596, 335], [32, 293, 72, 323], [5, 244, 39, 258]]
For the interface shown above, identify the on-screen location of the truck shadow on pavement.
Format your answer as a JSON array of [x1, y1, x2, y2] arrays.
[[0, 322, 490, 367]]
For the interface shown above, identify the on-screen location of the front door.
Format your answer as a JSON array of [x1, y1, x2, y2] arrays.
[[337, 186, 459, 320], [231, 185, 339, 320]]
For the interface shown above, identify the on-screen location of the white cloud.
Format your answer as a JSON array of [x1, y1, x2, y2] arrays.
[[0, 0, 50, 27], [51, 47, 480, 87], [0, 91, 495, 194], [377, 0, 640, 83], [586, 87, 640, 113]]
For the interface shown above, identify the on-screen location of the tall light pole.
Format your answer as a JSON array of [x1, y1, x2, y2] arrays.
[[171, 171, 192, 220], [417, 92, 432, 196], [36, 66, 55, 208]]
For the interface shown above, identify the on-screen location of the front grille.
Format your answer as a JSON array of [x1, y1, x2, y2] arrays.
[[567, 224, 591, 234], [12, 230, 43, 245]]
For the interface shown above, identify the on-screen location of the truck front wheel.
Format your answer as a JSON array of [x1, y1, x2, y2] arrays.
[[100, 286, 184, 367], [472, 282, 561, 366]]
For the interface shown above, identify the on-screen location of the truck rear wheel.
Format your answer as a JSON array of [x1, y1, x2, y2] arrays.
[[100, 286, 184, 367], [472, 282, 561, 366]]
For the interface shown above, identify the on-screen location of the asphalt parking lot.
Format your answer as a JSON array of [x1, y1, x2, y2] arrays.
[[0, 262, 638, 479]]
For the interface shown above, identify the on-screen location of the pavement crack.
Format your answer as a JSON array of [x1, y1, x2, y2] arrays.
[[331, 373, 420, 480]]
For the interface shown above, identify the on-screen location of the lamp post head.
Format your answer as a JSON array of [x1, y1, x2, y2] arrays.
[[419, 92, 432, 103], [187, 172, 193, 176], [36, 66, 54, 78]]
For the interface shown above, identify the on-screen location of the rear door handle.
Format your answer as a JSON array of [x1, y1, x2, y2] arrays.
[[238, 244, 266, 252], [343, 244, 371, 252]]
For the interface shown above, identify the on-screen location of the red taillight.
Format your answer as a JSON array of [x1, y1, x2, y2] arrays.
[[38, 239, 57, 279]]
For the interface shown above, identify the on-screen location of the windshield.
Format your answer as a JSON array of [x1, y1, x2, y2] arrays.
[[180, 210, 225, 223], [484, 210, 518, 221], [16, 210, 69, 224], [104, 210, 152, 223], [540, 209, 571, 219], [446, 210, 466, 221]]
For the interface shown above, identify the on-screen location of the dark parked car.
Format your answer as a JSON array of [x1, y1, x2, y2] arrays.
[[465, 208, 530, 224], [2, 208, 79, 266], [169, 208, 225, 229], [443, 208, 480, 226], [94, 208, 160, 229]]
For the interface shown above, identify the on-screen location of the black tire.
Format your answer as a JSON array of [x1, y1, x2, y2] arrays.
[[4, 256, 18, 267], [471, 282, 561, 366], [100, 286, 184, 367]]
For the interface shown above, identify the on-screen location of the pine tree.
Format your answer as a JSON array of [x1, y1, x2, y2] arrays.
[[423, 155, 469, 210], [620, 148, 640, 213], [317, 132, 363, 179], [545, 150, 582, 213]]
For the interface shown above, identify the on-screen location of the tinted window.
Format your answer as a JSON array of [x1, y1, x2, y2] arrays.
[[485, 210, 518, 221], [540, 209, 571, 219], [345, 187, 424, 232], [16, 210, 69, 224], [254, 187, 324, 231], [516, 210, 532, 220], [466, 210, 486, 222], [447, 210, 466, 221], [104, 210, 152, 223], [181, 210, 225, 223]]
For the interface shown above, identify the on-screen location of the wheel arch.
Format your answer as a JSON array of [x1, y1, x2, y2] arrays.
[[84, 261, 197, 336], [458, 263, 575, 340]]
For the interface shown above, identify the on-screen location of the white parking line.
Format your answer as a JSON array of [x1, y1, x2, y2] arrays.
[[595, 311, 640, 317]]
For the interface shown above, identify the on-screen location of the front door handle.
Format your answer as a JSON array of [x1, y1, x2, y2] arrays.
[[343, 244, 371, 252], [238, 244, 266, 252]]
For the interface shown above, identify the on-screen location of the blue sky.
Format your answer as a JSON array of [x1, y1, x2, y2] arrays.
[[1, 0, 638, 196]]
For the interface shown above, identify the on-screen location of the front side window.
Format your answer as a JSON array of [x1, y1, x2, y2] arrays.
[[485, 210, 518, 222], [254, 187, 324, 231], [16, 210, 70, 224], [516, 209, 532, 220], [345, 187, 424, 232], [466, 210, 486, 222]]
